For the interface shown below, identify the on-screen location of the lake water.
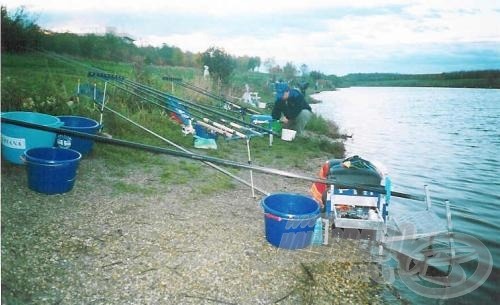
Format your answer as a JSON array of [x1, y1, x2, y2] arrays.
[[311, 87, 500, 304]]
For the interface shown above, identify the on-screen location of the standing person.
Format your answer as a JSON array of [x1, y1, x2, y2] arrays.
[[271, 82, 313, 136]]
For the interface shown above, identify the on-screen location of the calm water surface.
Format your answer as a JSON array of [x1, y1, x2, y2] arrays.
[[311, 87, 500, 304]]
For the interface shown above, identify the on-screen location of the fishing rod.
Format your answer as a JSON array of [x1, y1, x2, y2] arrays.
[[219, 118, 263, 137], [102, 79, 253, 139], [1, 117, 425, 202], [201, 118, 247, 139], [90, 74, 257, 137], [114, 80, 274, 140], [166, 77, 261, 115], [85, 69, 275, 137], [163, 81, 250, 118], [115, 77, 278, 136]]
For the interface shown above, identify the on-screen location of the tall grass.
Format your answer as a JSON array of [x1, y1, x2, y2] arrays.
[[306, 113, 343, 138]]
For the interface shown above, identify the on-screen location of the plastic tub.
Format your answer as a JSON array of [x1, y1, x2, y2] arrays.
[[261, 193, 320, 249], [1, 112, 63, 164], [281, 128, 296, 141], [57, 115, 100, 154], [24, 147, 82, 194]]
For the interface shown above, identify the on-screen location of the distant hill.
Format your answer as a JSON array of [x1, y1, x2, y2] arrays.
[[336, 70, 500, 89]]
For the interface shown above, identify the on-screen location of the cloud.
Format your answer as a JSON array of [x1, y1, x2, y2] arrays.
[[311, 41, 500, 75], [4, 0, 500, 74]]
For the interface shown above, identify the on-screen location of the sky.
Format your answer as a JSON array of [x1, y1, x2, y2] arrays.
[[3, 0, 500, 75]]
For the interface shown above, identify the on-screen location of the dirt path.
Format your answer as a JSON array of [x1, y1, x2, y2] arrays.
[[1, 155, 389, 304]]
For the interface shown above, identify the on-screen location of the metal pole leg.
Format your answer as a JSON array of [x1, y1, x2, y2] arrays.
[[99, 81, 108, 127], [246, 138, 255, 198]]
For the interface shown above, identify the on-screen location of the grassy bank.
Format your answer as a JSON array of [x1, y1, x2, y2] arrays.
[[1, 52, 345, 169]]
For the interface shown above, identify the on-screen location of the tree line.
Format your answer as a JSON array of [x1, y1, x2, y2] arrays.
[[339, 71, 500, 89], [0, 6, 344, 90], [1, 6, 261, 84]]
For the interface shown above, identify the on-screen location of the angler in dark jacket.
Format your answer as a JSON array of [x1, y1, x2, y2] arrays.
[[271, 82, 312, 135]]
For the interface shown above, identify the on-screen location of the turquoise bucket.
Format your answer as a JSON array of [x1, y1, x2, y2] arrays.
[[1, 112, 63, 165]]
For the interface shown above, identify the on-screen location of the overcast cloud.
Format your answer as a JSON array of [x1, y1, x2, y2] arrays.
[[3, 0, 500, 75]]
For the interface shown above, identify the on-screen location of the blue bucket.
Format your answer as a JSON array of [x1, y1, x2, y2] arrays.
[[1, 112, 63, 164], [261, 193, 320, 249], [57, 116, 100, 154], [23, 147, 82, 194]]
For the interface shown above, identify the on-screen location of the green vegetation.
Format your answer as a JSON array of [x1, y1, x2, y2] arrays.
[[200, 47, 236, 84], [160, 161, 202, 185], [337, 71, 500, 89], [306, 113, 343, 138], [1, 52, 345, 172]]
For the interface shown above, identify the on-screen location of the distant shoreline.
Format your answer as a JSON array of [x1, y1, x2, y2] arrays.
[[336, 70, 500, 89]]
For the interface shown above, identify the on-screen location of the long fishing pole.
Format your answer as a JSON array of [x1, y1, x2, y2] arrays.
[[165, 79, 255, 116], [1, 117, 425, 202], [104, 80, 251, 139], [94, 76, 247, 135], [80, 64, 274, 136], [116, 77, 278, 136], [171, 79, 261, 115], [113, 77, 272, 137]]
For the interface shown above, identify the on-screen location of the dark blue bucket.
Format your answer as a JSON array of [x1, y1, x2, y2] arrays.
[[56, 116, 100, 154], [261, 193, 320, 249], [24, 147, 82, 194]]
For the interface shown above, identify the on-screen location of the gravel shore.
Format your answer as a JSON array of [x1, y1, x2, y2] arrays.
[[2, 154, 391, 305]]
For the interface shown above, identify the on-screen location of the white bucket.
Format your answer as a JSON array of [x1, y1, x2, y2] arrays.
[[258, 102, 267, 109], [281, 128, 296, 141]]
